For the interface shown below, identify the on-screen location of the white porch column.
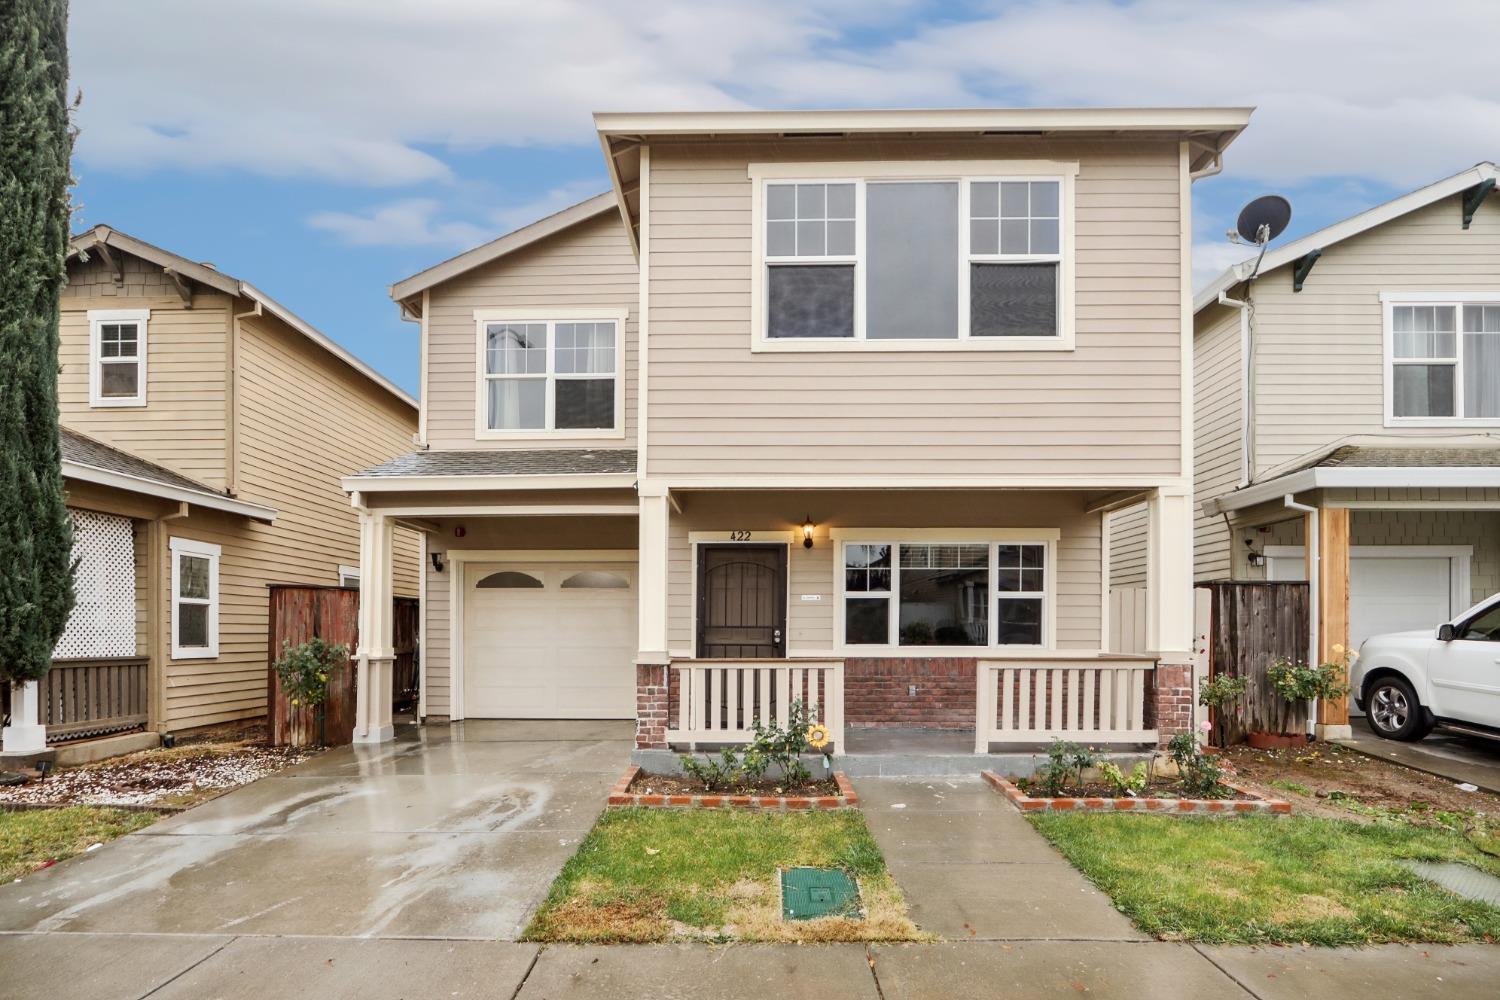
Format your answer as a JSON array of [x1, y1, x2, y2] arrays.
[[636, 486, 671, 664], [354, 509, 396, 744], [1147, 483, 1196, 742], [1, 681, 47, 754]]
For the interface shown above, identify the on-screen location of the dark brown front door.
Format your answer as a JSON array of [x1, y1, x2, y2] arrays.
[[696, 544, 787, 658]]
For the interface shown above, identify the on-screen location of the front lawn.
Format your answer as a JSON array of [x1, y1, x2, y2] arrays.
[[1, 807, 157, 883], [1031, 812, 1500, 946], [525, 808, 926, 943]]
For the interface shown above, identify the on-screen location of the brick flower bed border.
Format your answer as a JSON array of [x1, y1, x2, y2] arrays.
[[981, 770, 1291, 815], [607, 766, 859, 810]]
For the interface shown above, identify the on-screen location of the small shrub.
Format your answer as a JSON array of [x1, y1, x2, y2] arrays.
[[680, 747, 741, 792], [676, 700, 822, 791], [272, 637, 346, 745], [1166, 732, 1228, 799], [1198, 674, 1248, 746], [1034, 740, 1099, 797], [1099, 761, 1150, 797]]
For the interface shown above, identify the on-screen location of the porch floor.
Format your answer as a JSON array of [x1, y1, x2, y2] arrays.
[[843, 727, 972, 754]]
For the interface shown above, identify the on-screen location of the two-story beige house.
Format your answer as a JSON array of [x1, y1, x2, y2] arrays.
[[1190, 164, 1499, 736], [1, 226, 420, 758], [344, 108, 1253, 758]]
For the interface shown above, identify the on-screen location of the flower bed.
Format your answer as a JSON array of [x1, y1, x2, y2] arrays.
[[608, 766, 858, 810], [983, 770, 1290, 815]]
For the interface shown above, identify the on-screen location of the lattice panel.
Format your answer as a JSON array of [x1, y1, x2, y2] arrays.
[[53, 509, 137, 659]]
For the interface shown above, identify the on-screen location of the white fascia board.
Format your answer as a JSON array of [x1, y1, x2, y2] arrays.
[[594, 107, 1253, 137], [1194, 162, 1498, 314], [64, 460, 278, 523], [341, 472, 639, 493], [1205, 465, 1500, 515]]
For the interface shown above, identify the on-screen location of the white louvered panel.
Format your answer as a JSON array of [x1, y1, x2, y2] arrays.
[[53, 509, 136, 659]]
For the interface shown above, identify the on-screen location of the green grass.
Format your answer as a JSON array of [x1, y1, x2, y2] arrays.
[[1, 807, 156, 883], [1030, 813, 1500, 946], [525, 808, 925, 943]]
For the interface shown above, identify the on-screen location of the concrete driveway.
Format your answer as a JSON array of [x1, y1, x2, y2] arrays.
[[0, 720, 630, 946], [1339, 717, 1500, 794]]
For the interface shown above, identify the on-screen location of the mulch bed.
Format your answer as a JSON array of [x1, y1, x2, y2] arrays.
[[1012, 777, 1262, 801], [609, 767, 858, 810], [985, 771, 1290, 815]]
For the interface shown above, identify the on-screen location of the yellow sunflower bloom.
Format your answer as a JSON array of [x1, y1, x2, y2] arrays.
[[805, 724, 831, 749]]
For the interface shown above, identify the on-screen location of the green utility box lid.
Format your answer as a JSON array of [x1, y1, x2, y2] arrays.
[[780, 867, 860, 921]]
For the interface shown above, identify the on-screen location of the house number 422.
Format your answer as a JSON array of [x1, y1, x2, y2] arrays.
[[728, 530, 753, 541]]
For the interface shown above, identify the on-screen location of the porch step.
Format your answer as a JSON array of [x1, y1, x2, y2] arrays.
[[832, 751, 1048, 778]]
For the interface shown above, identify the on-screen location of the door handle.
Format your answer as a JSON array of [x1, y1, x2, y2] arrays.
[[774, 628, 782, 643]]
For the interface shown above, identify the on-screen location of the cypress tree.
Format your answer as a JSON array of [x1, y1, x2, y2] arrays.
[[0, 0, 75, 684]]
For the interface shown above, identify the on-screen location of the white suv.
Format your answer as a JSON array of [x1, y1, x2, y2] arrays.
[[1353, 594, 1500, 741]]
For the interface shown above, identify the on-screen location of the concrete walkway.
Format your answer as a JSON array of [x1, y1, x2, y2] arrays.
[[1338, 718, 1500, 795]]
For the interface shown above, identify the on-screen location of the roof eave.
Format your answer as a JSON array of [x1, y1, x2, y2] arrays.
[[344, 471, 639, 493], [592, 106, 1254, 137], [1205, 465, 1500, 515], [63, 460, 278, 523]]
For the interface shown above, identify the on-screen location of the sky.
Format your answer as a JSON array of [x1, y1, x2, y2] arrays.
[[68, 0, 1500, 398]]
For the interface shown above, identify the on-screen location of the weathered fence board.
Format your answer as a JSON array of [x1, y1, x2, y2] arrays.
[[1202, 581, 1310, 740]]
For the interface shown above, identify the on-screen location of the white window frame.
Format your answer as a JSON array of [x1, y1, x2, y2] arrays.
[[831, 528, 1060, 654], [88, 308, 149, 407], [338, 564, 360, 588], [1382, 291, 1500, 428], [169, 537, 220, 660], [749, 160, 1078, 353], [472, 308, 628, 440]]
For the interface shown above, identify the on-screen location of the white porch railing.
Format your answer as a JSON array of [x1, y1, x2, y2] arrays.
[[975, 659, 1157, 751], [666, 659, 845, 749]]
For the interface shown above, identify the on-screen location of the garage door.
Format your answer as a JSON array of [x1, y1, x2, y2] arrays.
[[462, 560, 637, 719]]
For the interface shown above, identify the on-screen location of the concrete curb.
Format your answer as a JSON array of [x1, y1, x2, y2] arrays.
[[981, 771, 1290, 815], [607, 765, 860, 810]]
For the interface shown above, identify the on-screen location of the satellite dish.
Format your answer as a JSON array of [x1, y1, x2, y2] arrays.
[[1235, 195, 1292, 245]]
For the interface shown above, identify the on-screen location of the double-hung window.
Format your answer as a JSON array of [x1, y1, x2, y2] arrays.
[[88, 309, 149, 407], [1386, 295, 1500, 424], [838, 535, 1054, 650], [475, 312, 624, 437], [754, 164, 1074, 349], [170, 537, 220, 659]]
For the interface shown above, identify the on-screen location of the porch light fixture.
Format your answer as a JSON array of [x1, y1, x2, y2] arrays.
[[430, 551, 445, 574], [1244, 539, 1264, 568], [802, 516, 815, 549]]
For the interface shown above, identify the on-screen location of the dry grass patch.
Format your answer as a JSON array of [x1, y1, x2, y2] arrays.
[[525, 808, 927, 944], [1, 807, 156, 883]]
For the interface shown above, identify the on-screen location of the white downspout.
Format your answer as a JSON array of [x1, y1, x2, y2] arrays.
[[1220, 290, 1253, 487], [1283, 494, 1319, 736]]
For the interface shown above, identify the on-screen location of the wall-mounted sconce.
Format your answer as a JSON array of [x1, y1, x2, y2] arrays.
[[802, 516, 815, 549], [1243, 538, 1264, 568], [430, 551, 446, 573]]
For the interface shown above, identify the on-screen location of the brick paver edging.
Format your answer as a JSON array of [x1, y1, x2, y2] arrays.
[[607, 766, 859, 810], [981, 770, 1291, 815]]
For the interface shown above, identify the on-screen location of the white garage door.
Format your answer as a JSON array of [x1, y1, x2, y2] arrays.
[[462, 560, 637, 719]]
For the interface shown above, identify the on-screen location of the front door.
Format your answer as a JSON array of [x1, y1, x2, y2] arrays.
[[696, 544, 787, 658]]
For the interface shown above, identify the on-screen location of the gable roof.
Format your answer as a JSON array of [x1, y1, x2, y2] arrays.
[[68, 226, 416, 411], [388, 192, 617, 305], [1194, 162, 1499, 314], [61, 428, 277, 522]]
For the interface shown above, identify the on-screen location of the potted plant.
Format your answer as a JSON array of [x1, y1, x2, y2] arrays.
[[1197, 673, 1249, 748], [1249, 645, 1354, 749], [272, 636, 347, 747]]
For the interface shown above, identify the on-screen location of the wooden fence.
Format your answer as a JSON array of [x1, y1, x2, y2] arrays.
[[976, 659, 1158, 749], [267, 586, 419, 747], [40, 657, 150, 743], [1201, 581, 1310, 740]]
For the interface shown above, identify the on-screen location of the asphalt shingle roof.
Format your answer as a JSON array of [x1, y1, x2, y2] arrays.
[[1312, 445, 1500, 469], [353, 448, 637, 478], [61, 427, 221, 493]]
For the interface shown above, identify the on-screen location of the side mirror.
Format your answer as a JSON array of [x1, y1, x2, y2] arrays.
[[1437, 623, 1456, 642]]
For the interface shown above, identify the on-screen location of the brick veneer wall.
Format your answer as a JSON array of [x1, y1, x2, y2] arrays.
[[636, 663, 669, 749], [844, 657, 977, 729], [1151, 662, 1193, 745]]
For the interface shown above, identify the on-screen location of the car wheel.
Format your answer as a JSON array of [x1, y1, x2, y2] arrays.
[[1366, 676, 1425, 741]]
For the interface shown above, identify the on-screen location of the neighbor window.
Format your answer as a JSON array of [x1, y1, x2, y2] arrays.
[[758, 171, 1069, 345], [1389, 299, 1500, 422], [477, 317, 620, 434], [338, 565, 360, 588], [841, 539, 1050, 648], [89, 309, 149, 407], [170, 537, 219, 659]]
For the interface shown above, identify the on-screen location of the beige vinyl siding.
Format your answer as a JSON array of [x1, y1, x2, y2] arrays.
[[1250, 192, 1500, 476], [1108, 502, 1149, 588], [665, 490, 1105, 655], [644, 138, 1186, 479], [423, 212, 639, 451], [1192, 303, 1245, 580], [60, 258, 231, 489]]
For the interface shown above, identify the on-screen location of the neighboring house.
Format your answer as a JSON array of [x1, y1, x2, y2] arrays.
[[343, 107, 1253, 754], [1114, 162, 1500, 737], [1, 226, 420, 757]]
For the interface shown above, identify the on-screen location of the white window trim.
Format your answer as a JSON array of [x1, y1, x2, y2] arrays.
[[748, 160, 1078, 353], [831, 528, 1061, 654], [1381, 290, 1500, 428], [169, 537, 220, 660], [472, 308, 628, 440], [88, 308, 149, 408], [338, 564, 360, 587]]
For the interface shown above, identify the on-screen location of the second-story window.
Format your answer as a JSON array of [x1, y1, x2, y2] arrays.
[[88, 308, 149, 407], [478, 317, 620, 435], [756, 169, 1072, 348], [1387, 298, 1500, 423]]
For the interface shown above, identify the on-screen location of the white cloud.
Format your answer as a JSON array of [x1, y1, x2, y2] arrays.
[[489, 181, 612, 233], [307, 199, 491, 248], [69, 0, 1500, 192]]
